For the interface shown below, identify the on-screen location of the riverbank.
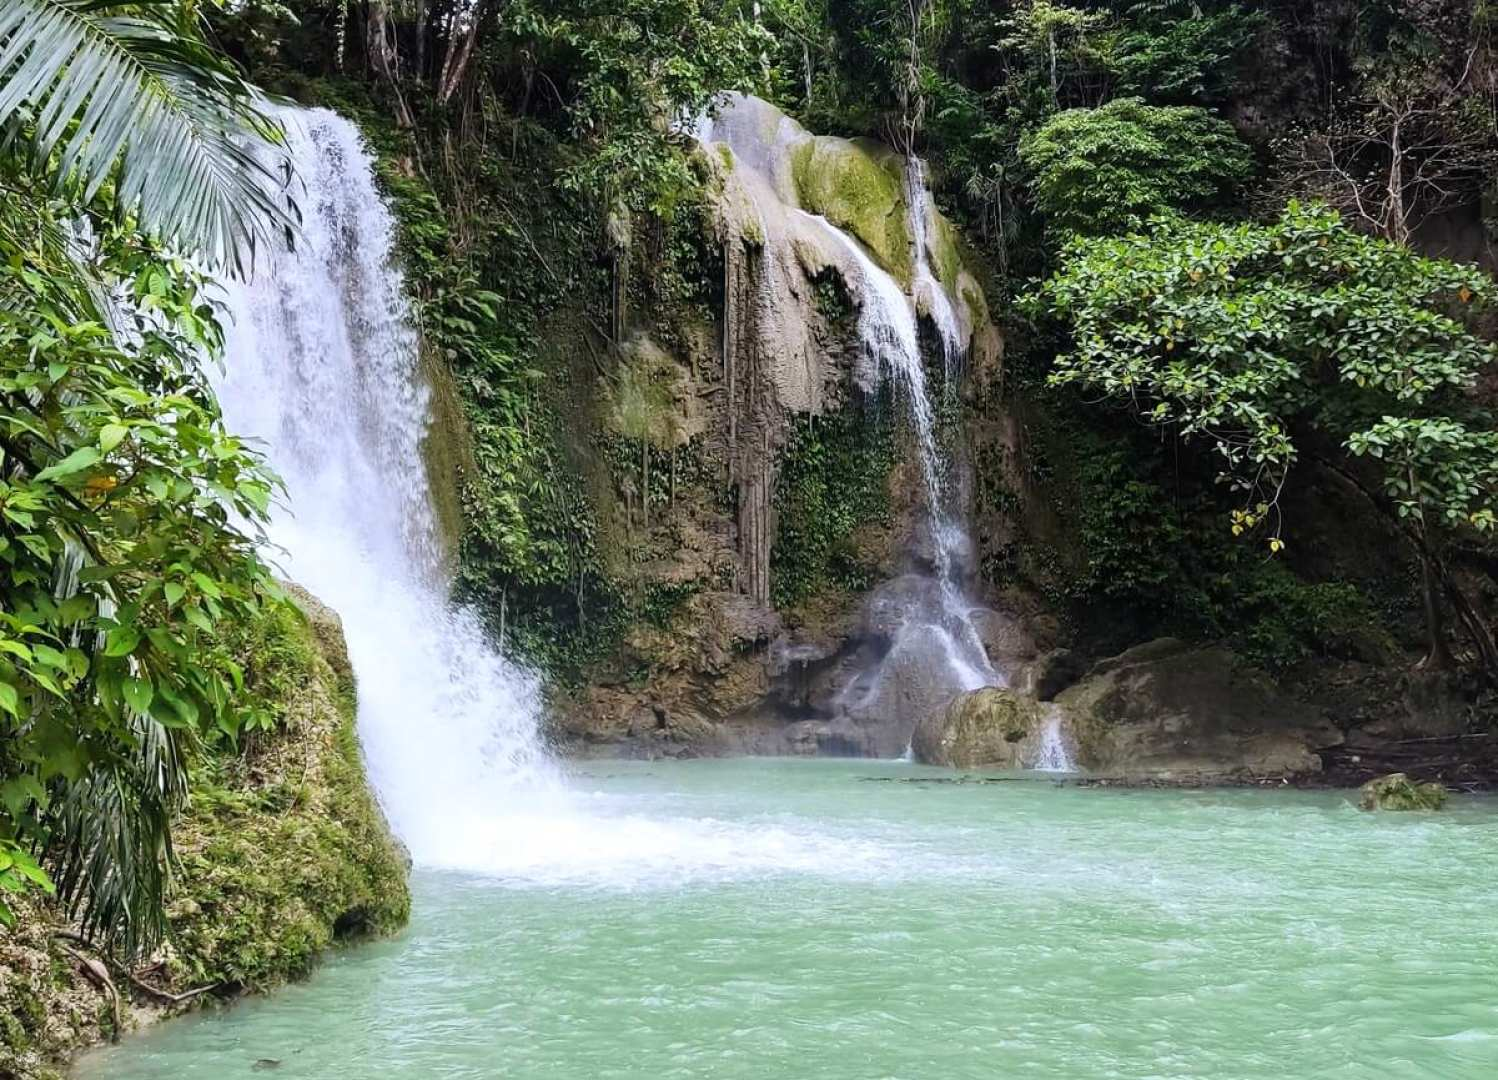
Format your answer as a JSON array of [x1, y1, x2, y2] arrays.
[[0, 595, 408, 1080]]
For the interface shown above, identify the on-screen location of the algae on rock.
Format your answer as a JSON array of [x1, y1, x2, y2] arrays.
[[165, 590, 410, 991], [911, 687, 1062, 769], [1359, 773, 1448, 812]]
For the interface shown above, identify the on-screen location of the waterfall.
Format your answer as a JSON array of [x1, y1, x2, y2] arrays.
[[215, 109, 560, 868], [903, 157, 964, 376], [697, 95, 1007, 751], [1035, 705, 1077, 774], [802, 211, 997, 688]]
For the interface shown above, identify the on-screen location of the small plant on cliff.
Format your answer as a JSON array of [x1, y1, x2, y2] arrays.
[[1033, 202, 1498, 680]]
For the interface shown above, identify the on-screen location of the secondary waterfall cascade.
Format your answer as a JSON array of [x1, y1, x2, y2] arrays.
[[216, 109, 561, 867], [700, 95, 1071, 768]]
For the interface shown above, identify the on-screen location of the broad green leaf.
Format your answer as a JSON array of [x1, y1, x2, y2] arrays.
[[103, 627, 141, 657], [123, 676, 153, 715], [33, 445, 101, 482]]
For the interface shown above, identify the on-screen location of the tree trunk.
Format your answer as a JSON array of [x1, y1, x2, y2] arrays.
[[1419, 550, 1455, 669], [1386, 114, 1409, 246], [414, 0, 428, 84], [366, 1, 414, 126], [1314, 452, 1498, 682], [437, 0, 491, 105], [1048, 29, 1059, 106]]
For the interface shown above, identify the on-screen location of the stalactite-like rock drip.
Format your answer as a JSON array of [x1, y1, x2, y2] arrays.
[[708, 116, 839, 605]]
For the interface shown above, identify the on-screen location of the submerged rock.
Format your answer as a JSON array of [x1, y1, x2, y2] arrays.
[[1359, 773, 1448, 811], [911, 687, 1047, 768], [1057, 640, 1341, 780]]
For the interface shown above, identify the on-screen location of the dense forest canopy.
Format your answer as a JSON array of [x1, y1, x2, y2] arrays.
[[2, 0, 1498, 973]]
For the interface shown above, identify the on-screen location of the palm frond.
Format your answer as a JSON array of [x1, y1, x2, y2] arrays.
[[45, 713, 190, 959], [0, 0, 296, 273]]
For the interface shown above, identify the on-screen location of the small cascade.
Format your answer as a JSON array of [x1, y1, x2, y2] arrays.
[[215, 109, 561, 867], [904, 157, 965, 377], [1034, 705, 1077, 774], [698, 96, 1006, 751], [803, 212, 996, 687]]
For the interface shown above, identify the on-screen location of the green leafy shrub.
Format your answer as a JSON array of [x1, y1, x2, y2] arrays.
[[1019, 97, 1254, 234]]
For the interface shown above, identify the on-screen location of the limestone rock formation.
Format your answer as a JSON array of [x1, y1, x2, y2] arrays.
[[1057, 639, 1342, 780]]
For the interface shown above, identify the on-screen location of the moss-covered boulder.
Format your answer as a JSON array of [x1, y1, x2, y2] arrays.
[[912, 687, 1046, 768], [1057, 640, 1342, 780], [1359, 773, 1448, 812], [0, 590, 409, 1080], [164, 593, 410, 991]]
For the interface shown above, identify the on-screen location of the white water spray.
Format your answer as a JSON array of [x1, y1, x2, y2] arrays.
[[904, 157, 964, 376], [1035, 705, 1077, 774], [216, 109, 561, 867]]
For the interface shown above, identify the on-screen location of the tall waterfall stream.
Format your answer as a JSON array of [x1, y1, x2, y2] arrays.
[[215, 110, 561, 869], [76, 104, 1498, 1080]]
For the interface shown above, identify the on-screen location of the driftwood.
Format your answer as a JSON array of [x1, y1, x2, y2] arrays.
[[51, 929, 222, 1015], [124, 971, 222, 1008], [52, 936, 121, 1044]]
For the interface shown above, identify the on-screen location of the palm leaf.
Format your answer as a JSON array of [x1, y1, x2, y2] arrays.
[[0, 0, 296, 272], [45, 712, 190, 959]]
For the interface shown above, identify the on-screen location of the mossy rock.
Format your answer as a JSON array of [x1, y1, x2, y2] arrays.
[[911, 687, 1045, 769], [790, 137, 911, 285], [166, 594, 410, 991], [1358, 773, 1448, 812]]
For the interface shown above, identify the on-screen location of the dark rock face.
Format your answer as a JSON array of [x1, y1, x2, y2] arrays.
[[1058, 640, 1342, 780], [1016, 648, 1083, 702], [911, 687, 1047, 768]]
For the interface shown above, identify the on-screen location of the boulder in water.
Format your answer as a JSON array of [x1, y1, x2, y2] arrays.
[[1057, 640, 1342, 780], [1359, 773, 1448, 811], [911, 687, 1047, 768]]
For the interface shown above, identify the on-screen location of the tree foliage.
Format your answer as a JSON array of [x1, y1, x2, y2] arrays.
[[1019, 97, 1254, 234], [1034, 202, 1498, 670], [0, 0, 295, 271], [1037, 203, 1496, 537], [0, 5, 289, 948], [510, 0, 768, 213]]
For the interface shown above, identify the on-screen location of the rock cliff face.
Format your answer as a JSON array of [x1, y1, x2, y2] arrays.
[[0, 591, 408, 1080], [703, 93, 1000, 604], [552, 95, 1010, 759]]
